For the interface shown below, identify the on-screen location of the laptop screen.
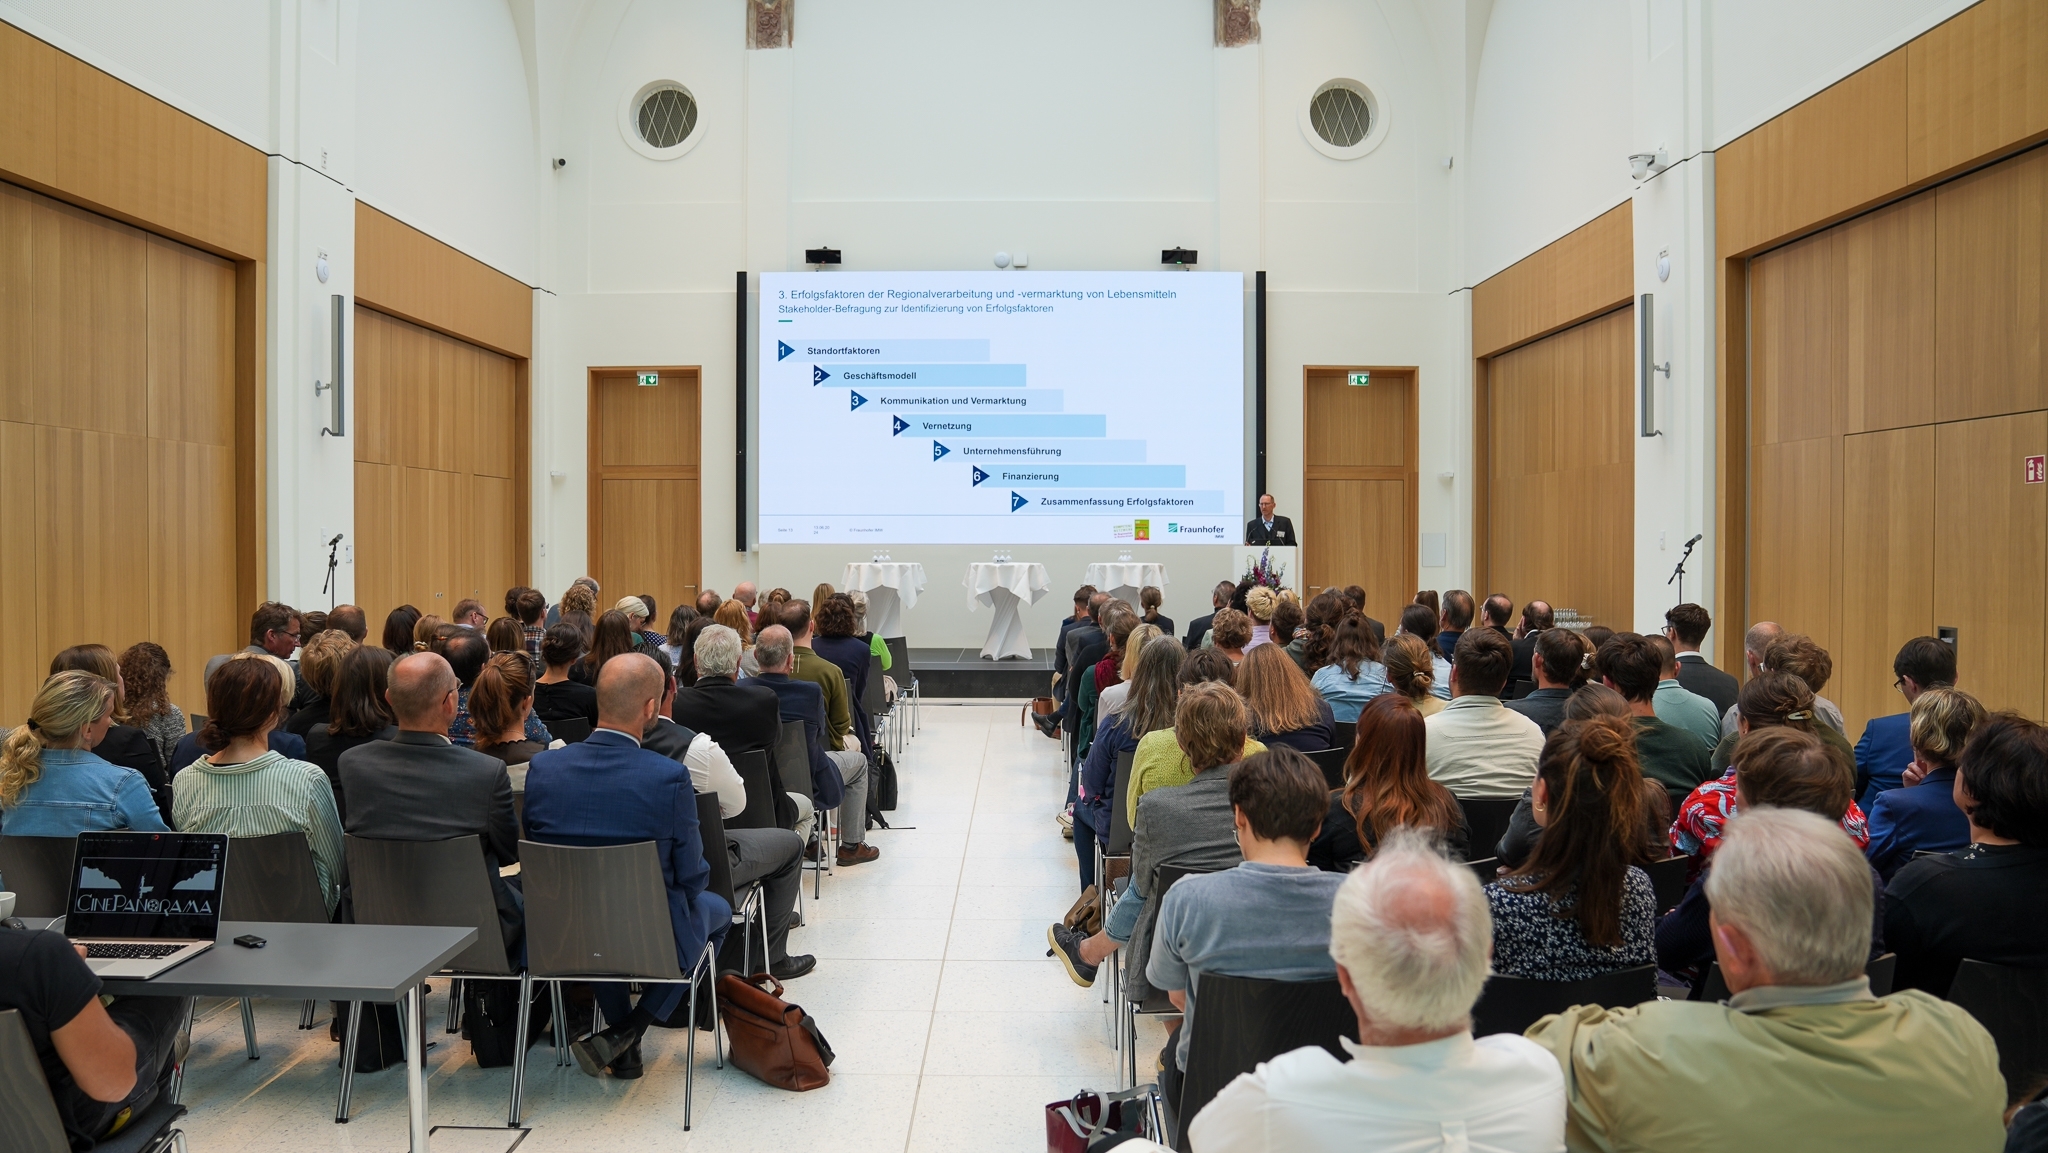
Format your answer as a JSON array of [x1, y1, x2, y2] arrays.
[[66, 831, 229, 941]]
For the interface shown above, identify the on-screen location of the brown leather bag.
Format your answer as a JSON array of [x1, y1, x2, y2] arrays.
[[716, 973, 833, 1091]]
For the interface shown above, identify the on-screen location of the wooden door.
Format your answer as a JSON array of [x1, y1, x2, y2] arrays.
[[1480, 306, 1635, 630], [353, 305, 527, 624], [1302, 369, 1417, 624], [1933, 412, 2048, 720], [1836, 427, 1935, 733], [589, 369, 700, 615]]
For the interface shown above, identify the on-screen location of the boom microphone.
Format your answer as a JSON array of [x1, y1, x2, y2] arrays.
[[328, 533, 345, 546]]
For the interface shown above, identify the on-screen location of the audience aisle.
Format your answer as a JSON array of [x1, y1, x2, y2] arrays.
[[167, 702, 1157, 1152]]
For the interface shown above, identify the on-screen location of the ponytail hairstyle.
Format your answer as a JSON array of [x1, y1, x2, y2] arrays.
[[468, 652, 535, 744], [1736, 670, 1817, 733], [1300, 591, 1346, 671], [1140, 585, 1164, 623], [1503, 716, 1653, 947], [200, 656, 283, 751], [50, 644, 127, 724], [412, 614, 445, 651], [1328, 612, 1382, 678], [0, 671, 118, 807], [1381, 634, 1436, 701]]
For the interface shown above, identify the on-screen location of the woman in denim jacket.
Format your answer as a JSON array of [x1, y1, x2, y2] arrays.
[[0, 670, 169, 836]]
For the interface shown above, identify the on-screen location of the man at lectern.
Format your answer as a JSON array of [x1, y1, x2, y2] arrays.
[[1245, 494, 1297, 546]]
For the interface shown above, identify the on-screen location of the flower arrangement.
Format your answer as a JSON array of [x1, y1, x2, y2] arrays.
[[1241, 547, 1287, 591]]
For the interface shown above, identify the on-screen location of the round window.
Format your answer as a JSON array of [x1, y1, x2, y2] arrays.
[[618, 81, 705, 160], [1298, 79, 1388, 160]]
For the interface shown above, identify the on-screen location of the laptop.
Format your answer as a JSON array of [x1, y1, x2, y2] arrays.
[[63, 831, 230, 979]]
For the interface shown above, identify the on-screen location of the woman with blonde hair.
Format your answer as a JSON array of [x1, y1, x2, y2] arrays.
[[1380, 634, 1446, 717], [1862, 687, 1986, 879], [1237, 642, 1336, 752], [1097, 624, 1162, 723], [559, 582, 598, 618], [1244, 586, 1279, 649], [286, 628, 358, 741], [0, 670, 167, 835], [50, 643, 169, 810], [1208, 608, 1253, 665], [812, 582, 835, 619], [412, 614, 445, 651]]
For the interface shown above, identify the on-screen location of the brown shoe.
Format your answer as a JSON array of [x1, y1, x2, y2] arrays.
[[836, 842, 880, 866]]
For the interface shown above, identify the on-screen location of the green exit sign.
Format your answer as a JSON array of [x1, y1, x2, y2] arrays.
[[637, 372, 660, 387], [1347, 371, 1371, 387]]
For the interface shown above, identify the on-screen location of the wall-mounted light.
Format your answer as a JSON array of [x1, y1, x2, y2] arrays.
[[316, 294, 345, 437], [1629, 149, 1670, 181]]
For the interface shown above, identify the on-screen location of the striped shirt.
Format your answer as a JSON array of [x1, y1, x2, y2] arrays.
[[172, 750, 346, 913]]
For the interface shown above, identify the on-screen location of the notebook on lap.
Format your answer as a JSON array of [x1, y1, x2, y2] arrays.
[[64, 831, 229, 979]]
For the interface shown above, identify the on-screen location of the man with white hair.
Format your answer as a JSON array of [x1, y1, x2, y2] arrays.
[[1529, 807, 2005, 1151], [672, 624, 816, 843], [1186, 829, 1564, 1152]]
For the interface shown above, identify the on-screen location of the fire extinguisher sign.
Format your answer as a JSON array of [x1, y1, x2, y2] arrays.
[[2027, 455, 2047, 484]]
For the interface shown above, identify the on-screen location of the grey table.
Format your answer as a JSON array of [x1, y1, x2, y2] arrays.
[[34, 918, 475, 1153]]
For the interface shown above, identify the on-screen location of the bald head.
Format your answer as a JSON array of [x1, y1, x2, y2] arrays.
[[595, 652, 664, 734], [387, 651, 459, 732], [755, 625, 795, 674], [734, 581, 758, 608], [1745, 621, 1784, 675]]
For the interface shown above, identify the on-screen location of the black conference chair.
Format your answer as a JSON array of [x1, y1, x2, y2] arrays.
[[1455, 796, 1520, 863], [883, 636, 917, 735], [1174, 973, 1352, 1150], [862, 651, 894, 757], [1692, 951, 1899, 1004], [0, 836, 76, 917], [546, 715, 593, 744], [0, 1010, 186, 1153], [1470, 964, 1658, 1038], [1329, 721, 1356, 751], [1120, 864, 1212, 1090], [1099, 750, 1140, 1017], [696, 793, 767, 980], [520, 838, 723, 1130], [1304, 747, 1348, 791], [1643, 855, 1693, 913], [1945, 959, 2048, 1106], [344, 834, 532, 1126], [219, 832, 330, 1060], [777, 720, 831, 899], [728, 749, 780, 832]]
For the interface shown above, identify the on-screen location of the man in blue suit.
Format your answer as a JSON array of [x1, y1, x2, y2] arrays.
[[1854, 636, 1955, 807], [524, 652, 730, 1080]]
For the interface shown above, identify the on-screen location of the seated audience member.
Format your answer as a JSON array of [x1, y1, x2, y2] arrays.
[[1856, 635, 1957, 807], [173, 657, 344, 912], [658, 604, 698, 672], [1062, 593, 1112, 731], [1284, 590, 1339, 674], [1055, 584, 1098, 685], [1718, 625, 1846, 737], [630, 596, 667, 648], [1509, 599, 1553, 691], [1098, 624, 1163, 726], [446, 628, 551, 749], [48, 645, 170, 812], [1399, 603, 1455, 700], [1532, 807, 2007, 1152], [810, 582, 834, 618], [1886, 712, 2048, 995], [1207, 608, 1253, 665], [555, 579, 599, 627], [328, 603, 369, 644], [1150, 748, 1344, 1107], [451, 598, 489, 630], [1486, 716, 1656, 980], [411, 614, 446, 651], [752, 625, 872, 865], [118, 641, 186, 779], [846, 590, 891, 669], [525, 654, 731, 1078], [285, 629, 355, 740], [786, 599, 858, 757], [1189, 829, 1564, 1153], [1864, 687, 1983, 879], [1381, 634, 1447, 718], [714, 599, 760, 675], [484, 615, 526, 660], [0, 671, 167, 836], [670, 625, 811, 838], [1435, 589, 1473, 661], [1657, 727, 1884, 984], [641, 655, 810, 980], [1662, 602, 1738, 715], [695, 589, 724, 617], [1076, 636, 1184, 889], [1309, 613, 1389, 723], [470, 653, 547, 781], [1237, 643, 1336, 752], [1497, 685, 1656, 870], [1340, 586, 1387, 647], [1076, 606, 1139, 765], [1599, 633, 1714, 808], [1648, 635, 1722, 751], [0, 922, 191, 1149], [570, 610, 640, 686], [1707, 634, 1855, 776], [533, 624, 600, 732], [304, 645, 397, 818], [1184, 580, 1234, 651], [1126, 649, 1254, 825], [732, 581, 761, 627], [1268, 596, 1303, 655], [1425, 628, 1544, 798], [340, 651, 523, 954], [1051, 682, 1247, 986], [381, 604, 422, 656], [512, 587, 548, 668], [1138, 585, 1173, 640], [1506, 628, 1587, 736], [1480, 592, 1514, 640], [204, 601, 308, 695], [1243, 586, 1278, 650], [1671, 672, 1869, 860], [1310, 694, 1469, 871]]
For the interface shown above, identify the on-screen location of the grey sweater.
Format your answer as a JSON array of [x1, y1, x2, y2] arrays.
[[1124, 769, 1242, 1004]]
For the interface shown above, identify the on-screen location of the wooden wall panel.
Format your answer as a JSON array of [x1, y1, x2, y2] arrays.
[[1838, 427, 1936, 737], [1749, 230, 1840, 445], [1717, 51, 1910, 258], [1303, 478, 1413, 623], [1934, 413, 2048, 720], [1471, 201, 1633, 358], [1934, 148, 2048, 423], [589, 370, 702, 613], [1841, 194, 1937, 433], [1300, 369, 1417, 623], [1906, 0, 2048, 182], [1747, 436, 1842, 660], [0, 421, 40, 715], [147, 235, 237, 447], [355, 203, 532, 359]]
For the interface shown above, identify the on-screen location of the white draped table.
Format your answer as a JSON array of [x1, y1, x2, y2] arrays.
[[1083, 561, 1169, 607], [964, 562, 1051, 660], [841, 562, 927, 638]]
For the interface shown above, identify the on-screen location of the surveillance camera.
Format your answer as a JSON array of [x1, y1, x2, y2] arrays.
[[1629, 153, 1656, 181]]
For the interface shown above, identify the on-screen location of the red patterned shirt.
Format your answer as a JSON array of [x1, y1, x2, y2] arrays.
[[1670, 767, 1869, 861]]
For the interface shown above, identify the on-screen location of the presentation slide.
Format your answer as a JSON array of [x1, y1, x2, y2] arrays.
[[758, 271, 1244, 544]]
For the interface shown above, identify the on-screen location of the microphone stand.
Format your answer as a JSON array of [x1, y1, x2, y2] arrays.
[[321, 535, 342, 611], [1667, 535, 1699, 606]]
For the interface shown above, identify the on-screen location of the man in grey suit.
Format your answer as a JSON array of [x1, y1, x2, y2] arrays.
[[339, 651, 524, 959]]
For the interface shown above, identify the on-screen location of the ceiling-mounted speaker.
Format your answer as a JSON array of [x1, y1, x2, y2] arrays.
[[805, 248, 842, 265]]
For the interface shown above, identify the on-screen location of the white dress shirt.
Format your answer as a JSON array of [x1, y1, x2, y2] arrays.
[[684, 732, 747, 819], [1424, 696, 1545, 798], [1188, 1032, 1565, 1153]]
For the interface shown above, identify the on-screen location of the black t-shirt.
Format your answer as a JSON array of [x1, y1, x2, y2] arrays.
[[1885, 842, 2048, 995], [0, 927, 103, 1144], [533, 680, 599, 726]]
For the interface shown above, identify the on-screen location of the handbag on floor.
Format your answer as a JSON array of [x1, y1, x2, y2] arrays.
[[717, 972, 834, 1091], [332, 1001, 407, 1073], [1046, 1086, 1164, 1152], [870, 749, 899, 813], [1063, 884, 1103, 937], [462, 979, 553, 1067]]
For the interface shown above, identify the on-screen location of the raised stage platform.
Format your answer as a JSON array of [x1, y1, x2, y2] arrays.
[[905, 647, 1054, 699]]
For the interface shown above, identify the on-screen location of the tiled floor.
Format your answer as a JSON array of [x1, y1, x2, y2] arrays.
[[169, 702, 1167, 1151]]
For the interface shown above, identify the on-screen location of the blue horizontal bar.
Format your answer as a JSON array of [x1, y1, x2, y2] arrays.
[[856, 388, 1062, 413], [819, 364, 1024, 387], [781, 339, 988, 362], [1006, 490, 1226, 514], [975, 464, 1186, 488], [890, 413, 1105, 438], [944, 438, 1147, 463]]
